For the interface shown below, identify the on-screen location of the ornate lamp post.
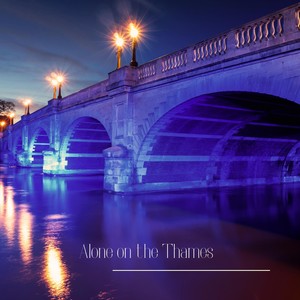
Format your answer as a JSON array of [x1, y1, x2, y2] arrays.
[[23, 99, 31, 115], [9, 112, 15, 125], [51, 79, 58, 99], [114, 32, 124, 69], [129, 22, 139, 67], [57, 75, 64, 99], [46, 72, 65, 99]]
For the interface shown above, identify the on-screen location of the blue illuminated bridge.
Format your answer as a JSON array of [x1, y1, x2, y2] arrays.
[[1, 4, 300, 193]]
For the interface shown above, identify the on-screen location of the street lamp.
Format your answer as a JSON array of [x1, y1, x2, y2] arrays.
[[51, 79, 58, 99], [9, 112, 15, 125], [23, 99, 31, 115], [129, 22, 139, 67], [57, 75, 64, 99], [114, 32, 124, 69], [46, 72, 65, 99], [0, 121, 6, 132]]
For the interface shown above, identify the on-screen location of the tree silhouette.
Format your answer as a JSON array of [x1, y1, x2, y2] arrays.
[[0, 99, 15, 115]]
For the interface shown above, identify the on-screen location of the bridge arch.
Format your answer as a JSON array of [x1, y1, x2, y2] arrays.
[[60, 117, 111, 174], [29, 127, 50, 167], [136, 92, 300, 189]]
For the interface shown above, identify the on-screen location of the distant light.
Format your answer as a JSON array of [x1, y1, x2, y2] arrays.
[[46, 72, 66, 99], [9, 112, 15, 125], [114, 32, 124, 48], [23, 99, 31, 106], [56, 75, 64, 83], [51, 79, 58, 87], [0, 121, 5, 127], [23, 99, 31, 115], [129, 23, 139, 39]]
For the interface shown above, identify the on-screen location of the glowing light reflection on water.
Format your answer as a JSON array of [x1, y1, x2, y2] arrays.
[[0, 167, 299, 299], [19, 204, 33, 265]]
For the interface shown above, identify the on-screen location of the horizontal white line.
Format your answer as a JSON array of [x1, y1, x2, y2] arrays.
[[112, 269, 270, 272]]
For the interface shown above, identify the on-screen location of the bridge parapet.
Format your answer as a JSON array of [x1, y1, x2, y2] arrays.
[[193, 35, 228, 62], [234, 14, 283, 48], [137, 3, 300, 84], [23, 103, 57, 125], [59, 79, 109, 109]]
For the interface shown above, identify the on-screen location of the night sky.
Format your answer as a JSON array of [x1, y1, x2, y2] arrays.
[[0, 0, 297, 118]]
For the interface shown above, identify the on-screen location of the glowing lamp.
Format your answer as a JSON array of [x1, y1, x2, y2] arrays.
[[23, 99, 31, 115], [9, 112, 15, 125], [57, 75, 64, 83], [129, 23, 139, 39], [114, 33, 124, 47], [46, 72, 65, 99], [129, 22, 139, 67], [114, 32, 124, 69]]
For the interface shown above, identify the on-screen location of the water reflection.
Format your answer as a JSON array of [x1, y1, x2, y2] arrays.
[[0, 182, 4, 216], [0, 181, 34, 265], [0, 166, 300, 299], [18, 204, 33, 265], [43, 215, 70, 299], [0, 183, 16, 246]]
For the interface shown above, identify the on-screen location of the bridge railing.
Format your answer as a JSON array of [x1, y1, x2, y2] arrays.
[[137, 3, 300, 83], [20, 105, 54, 123], [58, 80, 109, 109], [18, 80, 110, 123]]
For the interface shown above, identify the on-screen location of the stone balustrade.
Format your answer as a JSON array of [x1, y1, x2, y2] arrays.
[[161, 50, 188, 72], [234, 14, 283, 48], [193, 35, 227, 61], [138, 62, 156, 80], [137, 3, 300, 84]]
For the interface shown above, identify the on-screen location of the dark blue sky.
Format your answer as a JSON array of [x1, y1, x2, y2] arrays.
[[0, 0, 296, 117]]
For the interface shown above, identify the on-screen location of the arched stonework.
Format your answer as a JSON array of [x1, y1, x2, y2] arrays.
[[59, 117, 111, 174], [29, 128, 50, 167], [136, 92, 300, 188]]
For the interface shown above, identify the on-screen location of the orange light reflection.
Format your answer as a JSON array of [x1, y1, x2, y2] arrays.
[[19, 205, 33, 265], [4, 186, 15, 246], [43, 218, 70, 299], [0, 182, 4, 219]]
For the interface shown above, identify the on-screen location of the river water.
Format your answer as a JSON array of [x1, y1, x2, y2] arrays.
[[0, 165, 299, 300]]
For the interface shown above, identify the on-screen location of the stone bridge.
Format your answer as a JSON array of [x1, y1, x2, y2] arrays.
[[1, 3, 300, 192]]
